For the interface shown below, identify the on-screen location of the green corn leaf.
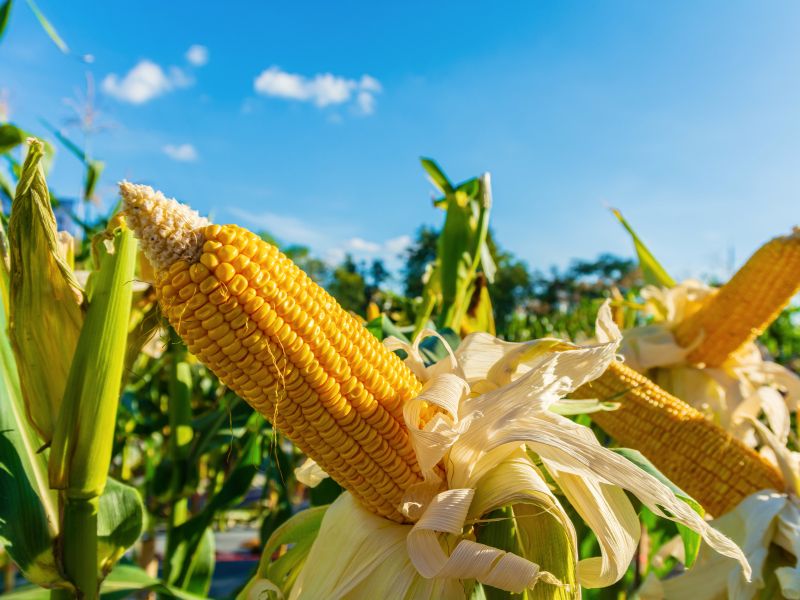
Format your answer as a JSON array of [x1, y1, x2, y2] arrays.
[[39, 119, 87, 164], [97, 478, 144, 576], [611, 448, 703, 567], [48, 225, 137, 497], [171, 528, 215, 597], [418, 327, 461, 365], [420, 157, 454, 195], [2, 564, 209, 599], [100, 564, 210, 599], [478, 503, 578, 600], [0, 294, 60, 587], [24, 0, 68, 53], [167, 418, 262, 592], [0, 123, 26, 154], [0, 0, 12, 42], [8, 138, 83, 444], [0, 170, 14, 203], [238, 505, 328, 600], [84, 159, 104, 201], [366, 313, 410, 343], [612, 208, 675, 288], [39, 119, 98, 200]]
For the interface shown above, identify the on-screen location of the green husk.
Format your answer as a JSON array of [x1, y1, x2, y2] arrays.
[[8, 138, 83, 443], [48, 225, 137, 496]]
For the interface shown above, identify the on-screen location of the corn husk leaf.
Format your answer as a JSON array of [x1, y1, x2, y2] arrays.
[[289, 494, 465, 599], [0, 235, 59, 586], [48, 225, 136, 496], [8, 138, 83, 443]]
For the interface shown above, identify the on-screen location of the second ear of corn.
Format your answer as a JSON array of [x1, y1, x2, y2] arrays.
[[121, 183, 424, 522], [579, 361, 785, 516], [673, 229, 800, 367]]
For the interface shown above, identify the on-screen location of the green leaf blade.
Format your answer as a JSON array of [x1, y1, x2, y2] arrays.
[[612, 208, 676, 288]]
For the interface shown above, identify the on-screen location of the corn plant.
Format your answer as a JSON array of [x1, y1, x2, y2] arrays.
[[1, 139, 141, 598], [412, 158, 496, 339]]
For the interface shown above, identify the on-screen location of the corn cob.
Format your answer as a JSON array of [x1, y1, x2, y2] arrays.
[[120, 182, 424, 522], [580, 360, 785, 516], [673, 229, 800, 367]]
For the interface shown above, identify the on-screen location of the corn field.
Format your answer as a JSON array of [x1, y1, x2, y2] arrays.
[[2, 5, 800, 600]]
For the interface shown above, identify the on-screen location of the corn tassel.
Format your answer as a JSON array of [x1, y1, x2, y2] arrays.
[[120, 182, 424, 522], [579, 361, 785, 516], [673, 229, 800, 367]]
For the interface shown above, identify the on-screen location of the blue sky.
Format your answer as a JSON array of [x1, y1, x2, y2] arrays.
[[2, 1, 799, 280]]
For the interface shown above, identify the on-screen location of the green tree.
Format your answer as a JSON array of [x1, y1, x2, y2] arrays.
[[402, 226, 438, 299], [327, 254, 367, 315]]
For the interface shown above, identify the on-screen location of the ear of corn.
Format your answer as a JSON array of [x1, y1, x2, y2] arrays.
[[577, 361, 785, 516], [8, 139, 83, 443], [120, 182, 424, 522], [673, 229, 800, 367]]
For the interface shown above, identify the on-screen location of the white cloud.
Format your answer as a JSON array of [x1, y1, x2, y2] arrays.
[[225, 208, 408, 272], [102, 60, 192, 104], [347, 237, 381, 252], [228, 207, 321, 246], [359, 75, 382, 92], [186, 44, 209, 67], [384, 235, 412, 254], [163, 143, 198, 162], [355, 91, 376, 115], [343, 235, 411, 256], [253, 66, 382, 114], [325, 247, 346, 265]]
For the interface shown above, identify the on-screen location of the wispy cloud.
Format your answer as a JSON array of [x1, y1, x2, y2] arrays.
[[346, 237, 381, 252], [253, 67, 382, 114], [228, 207, 322, 246], [186, 44, 209, 67], [344, 234, 411, 256], [102, 60, 192, 104], [384, 235, 412, 254], [163, 143, 198, 162], [226, 207, 410, 270]]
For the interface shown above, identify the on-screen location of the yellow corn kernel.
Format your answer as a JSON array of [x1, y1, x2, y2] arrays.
[[578, 361, 784, 516], [674, 229, 800, 367]]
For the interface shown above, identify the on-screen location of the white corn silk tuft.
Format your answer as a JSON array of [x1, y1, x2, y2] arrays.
[[118, 181, 209, 270]]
